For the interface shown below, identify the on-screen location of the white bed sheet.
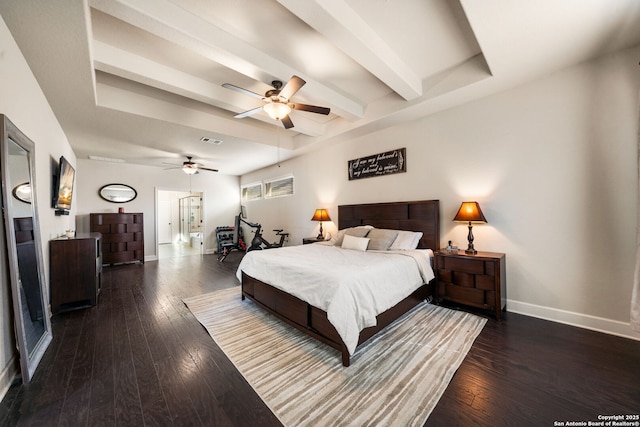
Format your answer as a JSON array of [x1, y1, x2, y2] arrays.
[[236, 244, 434, 355]]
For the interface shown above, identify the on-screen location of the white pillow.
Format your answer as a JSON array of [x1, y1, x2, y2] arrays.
[[341, 234, 370, 251], [389, 231, 423, 250]]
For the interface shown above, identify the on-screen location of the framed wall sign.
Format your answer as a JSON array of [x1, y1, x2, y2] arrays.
[[348, 147, 406, 180]]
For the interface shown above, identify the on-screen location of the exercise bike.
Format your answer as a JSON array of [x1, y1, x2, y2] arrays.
[[235, 206, 287, 251], [243, 219, 289, 251], [217, 207, 288, 261]]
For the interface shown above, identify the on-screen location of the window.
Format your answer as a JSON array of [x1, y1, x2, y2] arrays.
[[264, 175, 294, 199], [241, 182, 262, 201]]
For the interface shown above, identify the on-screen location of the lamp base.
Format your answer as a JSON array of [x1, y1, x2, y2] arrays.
[[317, 222, 324, 240], [465, 222, 477, 255]]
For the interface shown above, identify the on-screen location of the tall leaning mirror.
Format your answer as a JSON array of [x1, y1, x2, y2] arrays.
[[0, 114, 52, 383]]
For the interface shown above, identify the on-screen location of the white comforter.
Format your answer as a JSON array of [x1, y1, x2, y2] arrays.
[[236, 244, 434, 355]]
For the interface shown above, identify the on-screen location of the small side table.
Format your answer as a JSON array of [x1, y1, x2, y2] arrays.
[[302, 237, 326, 245], [434, 250, 506, 320]]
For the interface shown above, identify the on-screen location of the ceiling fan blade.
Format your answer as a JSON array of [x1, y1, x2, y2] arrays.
[[198, 167, 219, 172], [292, 103, 330, 115], [234, 106, 263, 118], [222, 83, 264, 99], [281, 115, 294, 129], [279, 76, 305, 101]]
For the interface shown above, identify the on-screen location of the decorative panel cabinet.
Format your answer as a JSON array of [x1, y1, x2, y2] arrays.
[[90, 213, 144, 265], [50, 233, 102, 314], [435, 251, 506, 320]]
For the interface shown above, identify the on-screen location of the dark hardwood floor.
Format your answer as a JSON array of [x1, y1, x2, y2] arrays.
[[1, 252, 639, 426]]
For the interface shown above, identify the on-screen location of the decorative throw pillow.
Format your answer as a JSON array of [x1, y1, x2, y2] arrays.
[[341, 234, 370, 251], [331, 226, 372, 246], [389, 231, 423, 250], [366, 228, 399, 251]]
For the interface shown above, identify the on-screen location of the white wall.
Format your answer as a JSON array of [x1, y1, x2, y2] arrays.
[[75, 160, 240, 258], [242, 45, 640, 340], [0, 15, 77, 397]]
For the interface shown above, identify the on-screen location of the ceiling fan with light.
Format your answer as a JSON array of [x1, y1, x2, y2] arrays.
[[222, 75, 330, 129], [165, 156, 218, 174]]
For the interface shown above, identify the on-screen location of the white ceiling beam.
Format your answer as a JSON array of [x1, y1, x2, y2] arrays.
[[93, 41, 250, 113], [90, 0, 364, 121], [92, 41, 328, 137], [278, 0, 422, 101], [95, 82, 298, 150]]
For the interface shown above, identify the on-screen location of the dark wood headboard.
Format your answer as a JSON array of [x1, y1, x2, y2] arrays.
[[338, 200, 440, 250]]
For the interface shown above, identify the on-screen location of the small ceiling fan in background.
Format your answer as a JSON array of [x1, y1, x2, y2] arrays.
[[222, 75, 330, 129], [164, 156, 218, 174]]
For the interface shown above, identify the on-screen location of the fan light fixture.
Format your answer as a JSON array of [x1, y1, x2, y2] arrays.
[[182, 164, 198, 175], [453, 201, 487, 254], [263, 102, 292, 120], [311, 208, 331, 240], [223, 76, 330, 129]]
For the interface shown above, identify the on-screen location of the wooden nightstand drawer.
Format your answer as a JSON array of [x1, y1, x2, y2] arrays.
[[441, 283, 485, 306], [443, 256, 485, 274], [475, 275, 495, 290], [453, 271, 475, 288]]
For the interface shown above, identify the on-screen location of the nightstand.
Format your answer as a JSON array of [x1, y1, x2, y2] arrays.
[[435, 250, 506, 320], [302, 237, 326, 244]]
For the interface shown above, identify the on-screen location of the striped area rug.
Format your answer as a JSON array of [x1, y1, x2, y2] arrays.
[[184, 287, 486, 427]]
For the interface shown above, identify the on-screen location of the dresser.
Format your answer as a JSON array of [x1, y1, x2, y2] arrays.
[[50, 233, 102, 314], [435, 250, 506, 320], [90, 213, 144, 265]]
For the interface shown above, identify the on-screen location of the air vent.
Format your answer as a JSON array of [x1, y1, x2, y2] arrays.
[[88, 155, 125, 163], [200, 137, 222, 145]]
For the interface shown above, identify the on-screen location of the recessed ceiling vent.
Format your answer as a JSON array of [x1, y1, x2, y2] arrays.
[[200, 137, 222, 145], [88, 155, 125, 163]]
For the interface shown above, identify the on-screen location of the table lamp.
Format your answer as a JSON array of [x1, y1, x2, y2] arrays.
[[453, 202, 487, 254], [311, 209, 331, 240]]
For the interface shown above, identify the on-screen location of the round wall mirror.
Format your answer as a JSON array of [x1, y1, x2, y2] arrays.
[[12, 182, 31, 204], [99, 183, 137, 203]]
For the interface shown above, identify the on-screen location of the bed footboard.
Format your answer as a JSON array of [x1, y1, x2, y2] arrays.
[[241, 272, 433, 366]]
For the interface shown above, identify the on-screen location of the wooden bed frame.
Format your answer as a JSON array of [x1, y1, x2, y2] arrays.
[[240, 200, 440, 366]]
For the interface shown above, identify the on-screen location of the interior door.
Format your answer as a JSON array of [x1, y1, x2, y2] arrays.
[[158, 200, 172, 244]]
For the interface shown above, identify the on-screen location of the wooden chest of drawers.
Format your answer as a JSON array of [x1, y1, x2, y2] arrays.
[[435, 251, 506, 319], [50, 233, 102, 314], [90, 213, 144, 265]]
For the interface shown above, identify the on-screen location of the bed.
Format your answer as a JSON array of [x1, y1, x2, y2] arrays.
[[238, 200, 440, 366]]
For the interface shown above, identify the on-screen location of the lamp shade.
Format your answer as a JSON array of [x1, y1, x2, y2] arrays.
[[311, 209, 331, 222], [453, 202, 487, 223]]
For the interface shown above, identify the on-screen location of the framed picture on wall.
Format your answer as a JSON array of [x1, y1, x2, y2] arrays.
[[348, 147, 406, 180]]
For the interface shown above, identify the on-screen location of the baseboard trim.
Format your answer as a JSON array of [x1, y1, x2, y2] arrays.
[[507, 299, 640, 341], [0, 355, 19, 401]]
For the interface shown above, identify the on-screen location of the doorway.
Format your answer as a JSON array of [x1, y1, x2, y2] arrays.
[[157, 189, 204, 259]]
